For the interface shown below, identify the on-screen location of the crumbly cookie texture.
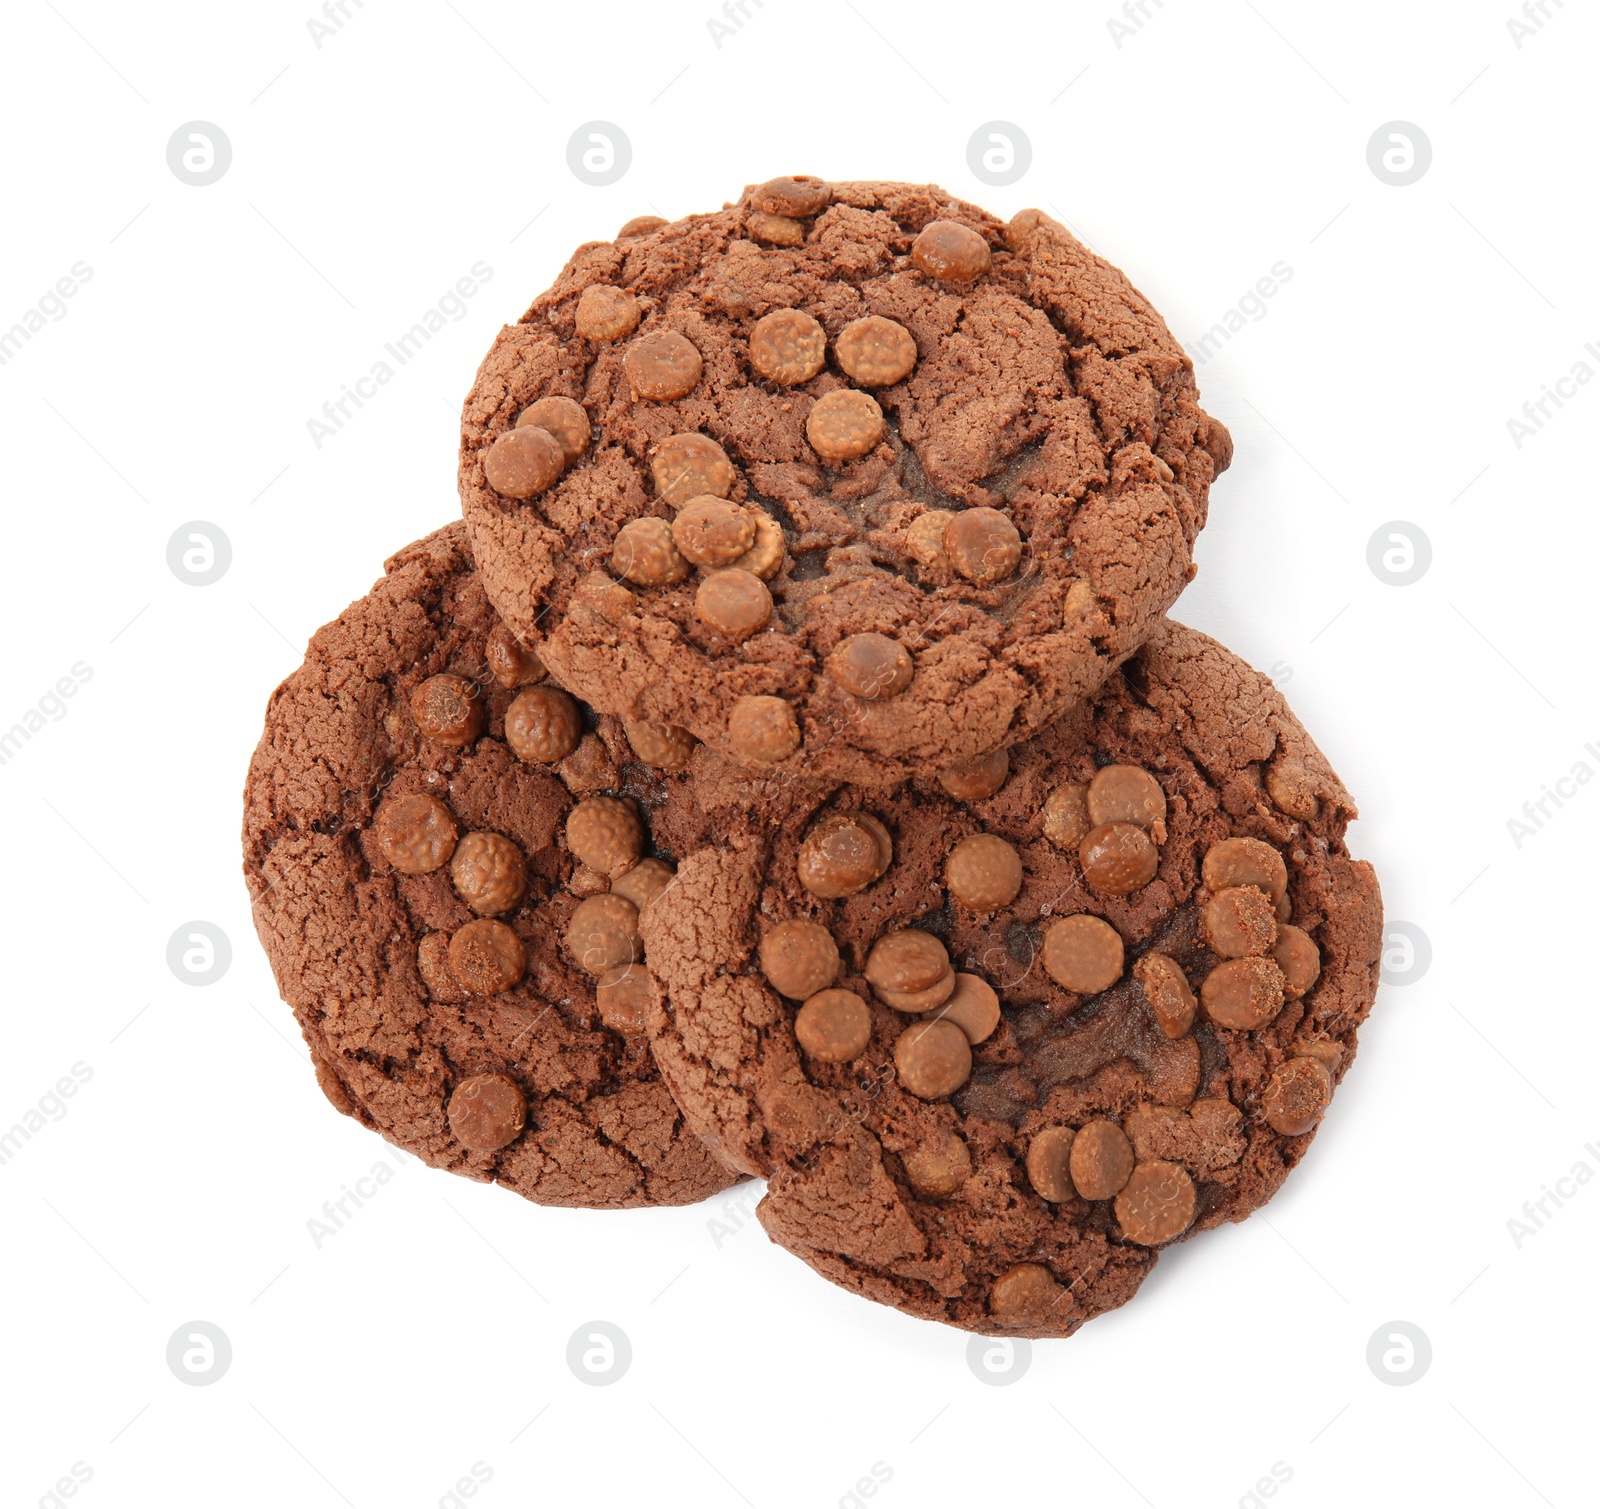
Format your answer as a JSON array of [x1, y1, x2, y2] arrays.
[[242, 521, 774, 1209], [460, 178, 1231, 784], [638, 620, 1381, 1335]]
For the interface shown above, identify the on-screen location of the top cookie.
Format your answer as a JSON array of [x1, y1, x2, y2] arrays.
[[460, 178, 1231, 784]]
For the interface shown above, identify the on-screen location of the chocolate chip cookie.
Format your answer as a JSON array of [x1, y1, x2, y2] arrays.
[[460, 177, 1231, 784], [242, 521, 768, 1208], [637, 620, 1382, 1333]]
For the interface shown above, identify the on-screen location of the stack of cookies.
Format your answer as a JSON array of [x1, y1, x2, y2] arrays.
[[244, 178, 1383, 1338]]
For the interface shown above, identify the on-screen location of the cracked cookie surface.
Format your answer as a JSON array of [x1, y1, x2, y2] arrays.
[[460, 179, 1231, 784], [241, 522, 755, 1208], [638, 620, 1382, 1332]]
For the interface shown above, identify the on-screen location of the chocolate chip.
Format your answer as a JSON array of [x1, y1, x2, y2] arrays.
[[865, 929, 950, 993], [1275, 892, 1292, 924], [937, 747, 1009, 801], [1079, 822, 1159, 895], [596, 964, 656, 1034], [517, 395, 590, 462], [484, 424, 565, 499], [834, 315, 918, 387], [447, 918, 526, 994], [751, 174, 831, 217], [574, 570, 635, 621], [747, 211, 805, 246], [624, 329, 703, 401], [697, 569, 772, 640], [1042, 914, 1124, 995], [1042, 782, 1092, 851], [616, 216, 666, 241], [1200, 956, 1286, 1030], [1265, 756, 1320, 820], [944, 507, 1022, 584], [990, 1262, 1066, 1321], [447, 1073, 526, 1152], [1201, 886, 1278, 959], [1202, 837, 1288, 902], [1026, 1126, 1076, 1202], [912, 220, 992, 281], [410, 674, 483, 748], [759, 918, 840, 999], [566, 893, 640, 976], [806, 389, 884, 464], [731, 509, 786, 579], [566, 796, 644, 878], [611, 516, 690, 587], [901, 1130, 972, 1197], [575, 284, 642, 341], [623, 718, 697, 771], [749, 308, 826, 386], [906, 509, 955, 570], [486, 622, 546, 688], [610, 856, 675, 913], [1114, 1160, 1196, 1245], [1069, 1119, 1135, 1200], [375, 794, 457, 874], [651, 433, 735, 509], [673, 496, 756, 568], [893, 1017, 972, 1099], [797, 812, 892, 899], [417, 931, 467, 1003], [450, 831, 528, 916], [827, 633, 913, 700], [1087, 765, 1167, 840], [1133, 952, 1196, 1039], [946, 834, 1023, 914], [1273, 924, 1321, 999], [795, 988, 872, 1062], [1262, 1056, 1332, 1135], [932, 973, 1000, 1045], [727, 695, 800, 764], [874, 971, 956, 1012], [505, 685, 582, 764]]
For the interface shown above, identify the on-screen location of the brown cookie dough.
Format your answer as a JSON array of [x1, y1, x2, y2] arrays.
[[459, 178, 1230, 783], [241, 522, 779, 1208], [637, 620, 1381, 1333]]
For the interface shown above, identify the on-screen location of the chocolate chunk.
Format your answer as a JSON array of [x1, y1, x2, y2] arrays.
[[575, 284, 641, 341], [1201, 956, 1286, 1030], [834, 315, 917, 387], [623, 329, 702, 401], [749, 308, 826, 386], [727, 695, 799, 764], [484, 425, 564, 499], [1079, 822, 1158, 895], [827, 633, 913, 701], [566, 893, 640, 976], [447, 918, 526, 995], [651, 433, 735, 509], [1068, 1119, 1134, 1200], [1262, 1056, 1333, 1135], [806, 389, 884, 464], [375, 794, 457, 875], [795, 989, 872, 1062], [893, 1018, 972, 1099], [944, 508, 1021, 585], [447, 1073, 526, 1152], [751, 174, 831, 217], [1114, 1161, 1196, 1245], [1041, 914, 1123, 995], [912, 219, 991, 281], [760, 919, 840, 1000], [566, 796, 644, 878], [1026, 1126, 1077, 1202], [517, 395, 590, 462], [611, 516, 690, 586], [450, 831, 528, 916], [505, 686, 582, 764]]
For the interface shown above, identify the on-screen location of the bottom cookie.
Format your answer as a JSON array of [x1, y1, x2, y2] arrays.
[[641, 620, 1383, 1333], [242, 522, 749, 1209]]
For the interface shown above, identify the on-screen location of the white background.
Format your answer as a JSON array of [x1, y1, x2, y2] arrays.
[[1, 1, 1595, 1505]]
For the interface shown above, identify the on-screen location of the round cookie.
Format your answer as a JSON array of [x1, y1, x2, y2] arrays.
[[459, 178, 1231, 784], [638, 620, 1382, 1333], [242, 522, 777, 1208]]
